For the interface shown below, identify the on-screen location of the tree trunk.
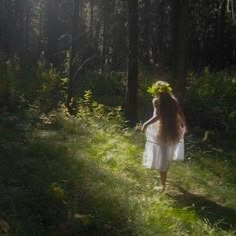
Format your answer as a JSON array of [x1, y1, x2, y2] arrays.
[[215, 0, 226, 69], [89, 0, 94, 47], [101, 12, 108, 75], [67, 0, 80, 113], [101, 0, 110, 76], [7, 0, 24, 56], [172, 0, 189, 104], [14, 0, 24, 55], [46, 0, 59, 66], [143, 0, 151, 66], [38, 0, 43, 55], [126, 0, 138, 125], [24, 4, 30, 53]]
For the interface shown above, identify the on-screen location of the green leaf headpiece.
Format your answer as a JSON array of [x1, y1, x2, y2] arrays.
[[147, 81, 172, 96]]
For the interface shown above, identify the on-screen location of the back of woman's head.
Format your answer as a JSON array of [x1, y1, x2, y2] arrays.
[[150, 81, 180, 145]]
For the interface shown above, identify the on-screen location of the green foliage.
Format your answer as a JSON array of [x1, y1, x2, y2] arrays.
[[147, 81, 172, 96], [1, 92, 236, 235], [0, 58, 68, 114], [73, 72, 126, 107], [185, 69, 236, 130], [0, 60, 31, 112], [35, 60, 68, 112]]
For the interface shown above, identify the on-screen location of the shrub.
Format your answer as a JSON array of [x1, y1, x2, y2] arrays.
[[185, 69, 236, 132]]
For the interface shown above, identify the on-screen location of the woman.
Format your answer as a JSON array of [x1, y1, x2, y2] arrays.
[[142, 81, 187, 191]]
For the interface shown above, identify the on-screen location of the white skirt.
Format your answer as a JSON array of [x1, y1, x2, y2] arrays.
[[143, 123, 184, 171]]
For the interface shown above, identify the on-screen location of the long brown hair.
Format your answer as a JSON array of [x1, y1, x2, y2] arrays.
[[157, 92, 181, 145]]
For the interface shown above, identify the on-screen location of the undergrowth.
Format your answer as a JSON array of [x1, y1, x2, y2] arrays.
[[0, 91, 236, 235]]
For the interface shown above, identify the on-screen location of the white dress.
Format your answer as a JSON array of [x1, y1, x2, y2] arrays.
[[143, 121, 184, 171]]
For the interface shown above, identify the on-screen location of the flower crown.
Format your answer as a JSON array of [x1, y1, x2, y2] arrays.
[[147, 81, 172, 96]]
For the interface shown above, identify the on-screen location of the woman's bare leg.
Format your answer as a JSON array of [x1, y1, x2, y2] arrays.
[[160, 171, 167, 191]]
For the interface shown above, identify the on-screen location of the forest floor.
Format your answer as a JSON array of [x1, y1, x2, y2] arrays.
[[0, 108, 236, 236]]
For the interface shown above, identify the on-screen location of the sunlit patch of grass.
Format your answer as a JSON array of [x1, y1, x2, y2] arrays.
[[63, 117, 236, 235], [170, 152, 236, 209]]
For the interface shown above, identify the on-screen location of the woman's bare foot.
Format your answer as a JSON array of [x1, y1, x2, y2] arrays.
[[154, 185, 166, 192]]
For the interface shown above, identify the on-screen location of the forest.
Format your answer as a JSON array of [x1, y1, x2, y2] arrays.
[[0, 0, 236, 235]]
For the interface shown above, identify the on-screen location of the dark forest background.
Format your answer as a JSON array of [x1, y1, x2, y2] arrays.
[[1, 0, 236, 126]]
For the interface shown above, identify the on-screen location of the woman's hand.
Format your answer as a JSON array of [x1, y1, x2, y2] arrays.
[[141, 123, 147, 133], [141, 115, 158, 133], [183, 126, 188, 135]]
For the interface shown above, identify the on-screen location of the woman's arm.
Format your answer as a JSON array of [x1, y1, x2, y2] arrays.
[[141, 115, 159, 133], [141, 98, 160, 132]]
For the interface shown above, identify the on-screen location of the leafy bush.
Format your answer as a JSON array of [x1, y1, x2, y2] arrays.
[[35, 60, 68, 112], [185, 69, 236, 131], [72, 71, 126, 107], [0, 58, 67, 114]]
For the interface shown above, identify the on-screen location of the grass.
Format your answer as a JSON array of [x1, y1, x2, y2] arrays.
[[0, 102, 236, 235]]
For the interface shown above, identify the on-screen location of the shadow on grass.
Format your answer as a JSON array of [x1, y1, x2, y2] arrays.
[[168, 185, 236, 231], [0, 129, 136, 236]]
